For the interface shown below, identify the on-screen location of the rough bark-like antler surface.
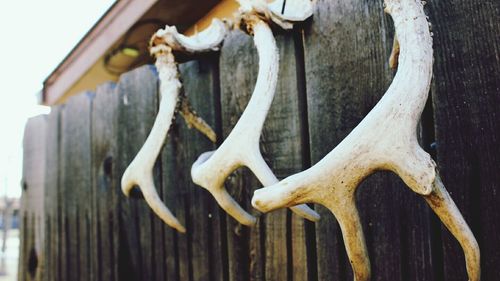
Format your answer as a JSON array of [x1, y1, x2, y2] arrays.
[[238, 0, 314, 29], [121, 0, 318, 232], [152, 19, 228, 53], [191, 11, 320, 225], [121, 19, 228, 233], [252, 0, 480, 280]]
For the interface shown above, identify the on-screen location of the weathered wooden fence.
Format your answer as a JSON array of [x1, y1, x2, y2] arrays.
[[20, 0, 499, 280]]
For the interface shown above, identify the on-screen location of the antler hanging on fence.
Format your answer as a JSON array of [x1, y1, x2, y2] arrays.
[[251, 0, 480, 280], [121, 0, 320, 232], [121, 19, 228, 233], [191, 0, 320, 225]]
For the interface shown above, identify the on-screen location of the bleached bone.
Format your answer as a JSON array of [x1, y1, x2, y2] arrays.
[[191, 14, 320, 226], [152, 18, 229, 53], [121, 19, 228, 233], [267, 0, 314, 24], [252, 0, 480, 280], [237, 0, 314, 30]]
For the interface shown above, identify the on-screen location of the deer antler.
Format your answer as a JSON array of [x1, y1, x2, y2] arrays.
[[191, 18, 320, 225], [121, 0, 318, 231], [121, 19, 228, 233], [191, 2, 320, 225], [238, 0, 314, 29], [252, 0, 480, 280]]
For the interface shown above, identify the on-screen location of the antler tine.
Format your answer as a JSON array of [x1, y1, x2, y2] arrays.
[[121, 46, 186, 232], [252, 0, 480, 280], [192, 13, 319, 226], [121, 19, 228, 233], [424, 175, 480, 281]]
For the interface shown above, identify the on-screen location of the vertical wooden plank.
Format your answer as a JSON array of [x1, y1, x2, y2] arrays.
[[292, 27, 320, 281], [58, 103, 69, 281], [161, 130, 181, 281], [19, 216, 38, 281], [303, 0, 435, 280], [29, 217, 38, 281], [152, 159, 166, 281], [43, 106, 62, 281], [219, 29, 264, 281], [116, 65, 159, 281], [18, 211, 25, 281], [91, 82, 120, 281], [263, 32, 289, 281], [304, 1, 388, 279], [427, 1, 500, 280], [60, 92, 93, 281], [177, 55, 226, 281], [170, 123, 190, 281], [218, 28, 316, 281], [260, 31, 313, 281], [18, 214, 27, 281], [21, 115, 48, 281], [151, 165, 166, 281]]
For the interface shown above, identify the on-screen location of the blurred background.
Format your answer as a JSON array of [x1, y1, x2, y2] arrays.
[[0, 1, 115, 279]]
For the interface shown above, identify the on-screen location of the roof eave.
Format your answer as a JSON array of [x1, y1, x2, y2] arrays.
[[42, 0, 158, 105]]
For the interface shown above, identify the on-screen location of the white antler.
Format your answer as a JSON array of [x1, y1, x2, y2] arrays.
[[252, 0, 480, 280], [121, 19, 228, 233], [238, 0, 314, 29], [153, 19, 228, 53], [191, 9, 320, 225]]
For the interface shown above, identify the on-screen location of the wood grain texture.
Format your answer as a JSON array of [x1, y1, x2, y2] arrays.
[[178, 56, 227, 281], [262, 33, 293, 281], [161, 123, 180, 281], [91, 82, 120, 281], [261, 31, 314, 281], [169, 121, 190, 281], [20, 115, 48, 281], [219, 29, 264, 281], [302, 0, 434, 280], [60, 92, 93, 281], [115, 65, 159, 281], [292, 27, 319, 281], [42, 106, 62, 281], [18, 213, 26, 281], [427, 1, 500, 280]]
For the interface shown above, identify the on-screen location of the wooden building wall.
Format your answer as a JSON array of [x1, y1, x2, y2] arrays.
[[20, 0, 499, 280]]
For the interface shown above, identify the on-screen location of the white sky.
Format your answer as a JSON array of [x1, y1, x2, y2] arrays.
[[0, 0, 115, 198]]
